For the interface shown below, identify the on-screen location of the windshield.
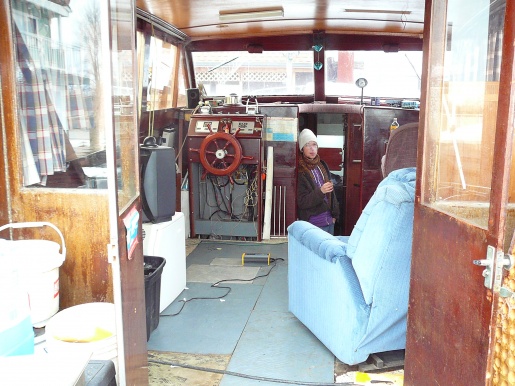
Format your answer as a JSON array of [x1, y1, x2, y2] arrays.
[[325, 51, 423, 99], [192, 50, 422, 100], [192, 51, 314, 96]]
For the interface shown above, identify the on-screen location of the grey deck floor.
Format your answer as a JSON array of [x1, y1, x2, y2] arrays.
[[147, 239, 340, 385], [147, 239, 403, 385]]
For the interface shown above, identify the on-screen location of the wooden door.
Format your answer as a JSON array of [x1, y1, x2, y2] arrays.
[[344, 113, 364, 235], [106, 1, 148, 384], [405, 0, 512, 384], [317, 147, 343, 171]]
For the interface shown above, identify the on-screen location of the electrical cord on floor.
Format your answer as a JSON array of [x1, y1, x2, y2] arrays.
[[147, 357, 359, 386], [160, 258, 285, 317]]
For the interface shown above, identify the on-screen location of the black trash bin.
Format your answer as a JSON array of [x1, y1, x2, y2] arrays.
[[144, 255, 166, 341]]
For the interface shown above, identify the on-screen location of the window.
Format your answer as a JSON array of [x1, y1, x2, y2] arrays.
[[192, 51, 314, 96], [325, 51, 423, 99], [12, 0, 108, 188], [145, 36, 180, 111], [423, 0, 505, 227]]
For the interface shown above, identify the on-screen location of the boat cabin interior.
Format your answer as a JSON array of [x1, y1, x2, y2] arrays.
[[1, 0, 515, 385]]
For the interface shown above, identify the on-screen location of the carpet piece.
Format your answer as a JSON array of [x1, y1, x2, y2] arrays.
[[187, 264, 260, 284], [186, 240, 288, 268], [148, 351, 230, 386], [147, 283, 262, 354], [210, 257, 242, 266], [221, 310, 334, 385]]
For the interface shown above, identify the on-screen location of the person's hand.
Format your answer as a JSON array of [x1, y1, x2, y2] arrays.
[[320, 181, 334, 194]]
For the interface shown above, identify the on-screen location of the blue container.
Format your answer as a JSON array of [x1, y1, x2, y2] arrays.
[[0, 242, 35, 357], [0, 315, 34, 356]]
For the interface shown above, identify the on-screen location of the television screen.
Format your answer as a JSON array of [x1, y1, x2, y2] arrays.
[[140, 144, 176, 223]]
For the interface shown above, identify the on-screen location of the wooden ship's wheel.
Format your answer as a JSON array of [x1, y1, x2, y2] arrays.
[[190, 123, 253, 179]]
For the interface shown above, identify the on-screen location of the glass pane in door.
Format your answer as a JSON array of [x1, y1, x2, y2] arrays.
[[423, 0, 505, 229], [110, 0, 139, 210]]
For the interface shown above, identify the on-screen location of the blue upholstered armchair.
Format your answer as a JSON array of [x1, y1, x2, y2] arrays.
[[287, 167, 416, 365]]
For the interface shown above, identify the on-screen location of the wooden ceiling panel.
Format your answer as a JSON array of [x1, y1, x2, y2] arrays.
[[136, 0, 425, 40]]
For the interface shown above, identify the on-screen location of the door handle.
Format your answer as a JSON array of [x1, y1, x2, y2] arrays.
[[473, 246, 514, 292]]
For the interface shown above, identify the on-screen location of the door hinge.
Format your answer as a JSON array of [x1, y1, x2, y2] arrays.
[[473, 245, 514, 292], [107, 243, 118, 263]]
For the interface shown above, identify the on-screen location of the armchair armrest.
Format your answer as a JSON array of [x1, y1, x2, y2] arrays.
[[287, 221, 347, 263]]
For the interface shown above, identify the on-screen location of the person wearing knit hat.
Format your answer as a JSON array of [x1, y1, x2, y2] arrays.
[[297, 129, 339, 235], [298, 128, 318, 151]]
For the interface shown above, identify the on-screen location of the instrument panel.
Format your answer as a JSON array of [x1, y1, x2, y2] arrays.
[[190, 114, 264, 137]]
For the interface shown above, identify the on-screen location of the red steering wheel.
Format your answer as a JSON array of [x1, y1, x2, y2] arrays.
[[197, 131, 243, 176]]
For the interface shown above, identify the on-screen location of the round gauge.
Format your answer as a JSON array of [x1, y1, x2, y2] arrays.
[[355, 78, 368, 88]]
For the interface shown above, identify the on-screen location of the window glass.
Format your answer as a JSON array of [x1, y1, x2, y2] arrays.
[[192, 51, 314, 96], [325, 51, 423, 99], [177, 47, 187, 107], [423, 0, 504, 228], [12, 0, 107, 188], [111, 0, 138, 209], [146, 36, 178, 111]]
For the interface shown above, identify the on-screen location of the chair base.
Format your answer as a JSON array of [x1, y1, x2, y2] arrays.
[[358, 349, 405, 372]]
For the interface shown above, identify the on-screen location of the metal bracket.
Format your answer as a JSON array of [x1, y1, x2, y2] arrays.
[[107, 243, 118, 263], [246, 96, 259, 114], [473, 245, 495, 290], [473, 246, 514, 292]]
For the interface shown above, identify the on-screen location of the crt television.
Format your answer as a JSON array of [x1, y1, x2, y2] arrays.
[[140, 140, 176, 223]]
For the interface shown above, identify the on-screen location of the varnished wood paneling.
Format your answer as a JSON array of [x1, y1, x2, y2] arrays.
[[14, 192, 112, 308], [136, 0, 426, 40], [119, 202, 148, 386], [0, 1, 16, 227], [188, 34, 423, 52], [362, 107, 419, 208], [405, 205, 491, 384], [345, 113, 363, 235], [317, 147, 342, 171]]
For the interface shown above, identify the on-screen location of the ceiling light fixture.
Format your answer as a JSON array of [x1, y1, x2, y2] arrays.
[[344, 9, 412, 15], [219, 7, 284, 22]]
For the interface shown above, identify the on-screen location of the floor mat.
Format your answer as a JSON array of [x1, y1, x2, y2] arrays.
[[148, 351, 231, 386], [186, 240, 288, 268], [186, 264, 260, 284], [210, 257, 242, 266]]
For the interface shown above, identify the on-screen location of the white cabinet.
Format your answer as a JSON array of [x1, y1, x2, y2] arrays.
[[142, 212, 186, 312]]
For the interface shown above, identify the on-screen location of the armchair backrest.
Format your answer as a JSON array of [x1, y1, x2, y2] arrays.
[[381, 122, 419, 178], [345, 167, 416, 304]]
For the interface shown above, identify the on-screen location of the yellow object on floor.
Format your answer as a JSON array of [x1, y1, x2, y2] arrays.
[[352, 370, 404, 385], [355, 372, 371, 382], [54, 327, 113, 343]]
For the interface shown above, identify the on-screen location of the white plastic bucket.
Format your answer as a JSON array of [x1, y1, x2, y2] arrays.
[[44, 302, 118, 375], [0, 222, 66, 327]]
